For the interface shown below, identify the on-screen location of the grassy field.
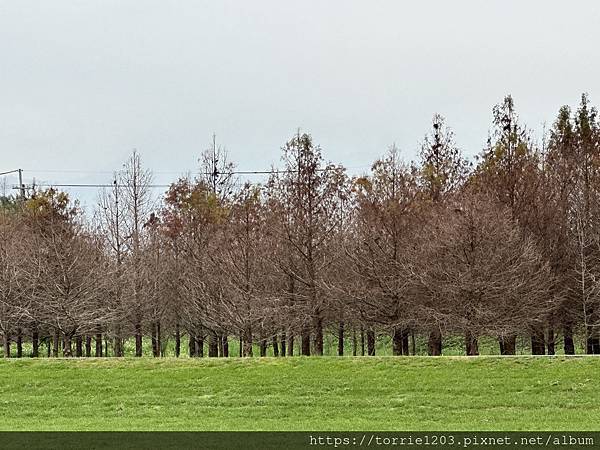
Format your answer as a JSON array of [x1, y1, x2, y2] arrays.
[[0, 357, 598, 431]]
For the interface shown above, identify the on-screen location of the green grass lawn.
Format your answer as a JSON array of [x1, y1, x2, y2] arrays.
[[0, 357, 598, 431]]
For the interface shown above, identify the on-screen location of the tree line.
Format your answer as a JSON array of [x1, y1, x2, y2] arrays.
[[1, 94, 599, 358]]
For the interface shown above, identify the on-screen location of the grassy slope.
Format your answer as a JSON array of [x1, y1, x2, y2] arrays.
[[0, 357, 598, 431]]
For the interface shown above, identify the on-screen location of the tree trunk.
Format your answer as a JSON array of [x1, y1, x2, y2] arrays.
[[75, 336, 83, 357], [32, 327, 39, 358], [189, 332, 197, 357], [499, 335, 516, 355], [465, 330, 479, 356], [243, 327, 253, 357], [280, 332, 287, 357], [367, 329, 375, 356], [2, 332, 9, 358], [402, 329, 410, 355], [338, 322, 344, 356], [301, 326, 310, 356], [272, 336, 279, 357], [196, 335, 204, 357], [392, 327, 403, 356], [586, 324, 600, 354], [242, 336, 251, 357], [134, 322, 143, 357], [547, 328, 555, 355], [314, 315, 323, 356], [352, 328, 357, 356], [239, 335, 243, 357], [564, 324, 575, 355], [16, 328, 22, 358], [411, 331, 416, 356], [63, 334, 73, 357], [53, 329, 60, 358], [259, 338, 267, 357], [114, 325, 124, 357], [287, 334, 294, 357], [217, 333, 224, 357], [95, 330, 102, 357], [175, 324, 181, 358], [531, 329, 545, 355], [360, 327, 365, 356], [85, 336, 92, 357], [151, 322, 159, 357], [222, 334, 229, 357], [586, 336, 600, 354], [158, 321, 163, 356], [428, 328, 442, 356], [208, 331, 218, 357]]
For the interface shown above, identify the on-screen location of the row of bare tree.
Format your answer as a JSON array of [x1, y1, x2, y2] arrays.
[[1, 94, 600, 357]]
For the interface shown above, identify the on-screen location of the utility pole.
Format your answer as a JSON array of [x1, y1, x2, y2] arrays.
[[18, 169, 25, 200], [0, 168, 25, 199], [211, 133, 218, 194]]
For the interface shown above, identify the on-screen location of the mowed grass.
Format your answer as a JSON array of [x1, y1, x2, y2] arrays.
[[0, 357, 598, 431]]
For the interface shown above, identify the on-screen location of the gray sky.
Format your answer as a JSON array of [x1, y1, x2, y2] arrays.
[[1, 1, 599, 205]]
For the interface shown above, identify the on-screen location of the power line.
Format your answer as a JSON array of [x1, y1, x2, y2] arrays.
[[21, 168, 357, 176], [21, 169, 281, 175], [0, 169, 21, 176], [10, 164, 371, 191], [24, 169, 188, 175], [17, 184, 173, 189]]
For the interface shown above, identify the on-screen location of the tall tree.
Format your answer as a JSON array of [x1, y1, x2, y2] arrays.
[[270, 132, 348, 356], [413, 191, 553, 356], [24, 189, 107, 356], [418, 114, 470, 355], [474, 95, 546, 354], [346, 147, 419, 356], [0, 197, 24, 358], [545, 105, 578, 354], [119, 151, 154, 357]]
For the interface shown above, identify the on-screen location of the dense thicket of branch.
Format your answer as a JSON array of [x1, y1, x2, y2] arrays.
[[2, 94, 600, 357]]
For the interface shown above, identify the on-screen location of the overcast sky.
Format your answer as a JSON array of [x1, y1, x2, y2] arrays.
[[1, 1, 599, 204]]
